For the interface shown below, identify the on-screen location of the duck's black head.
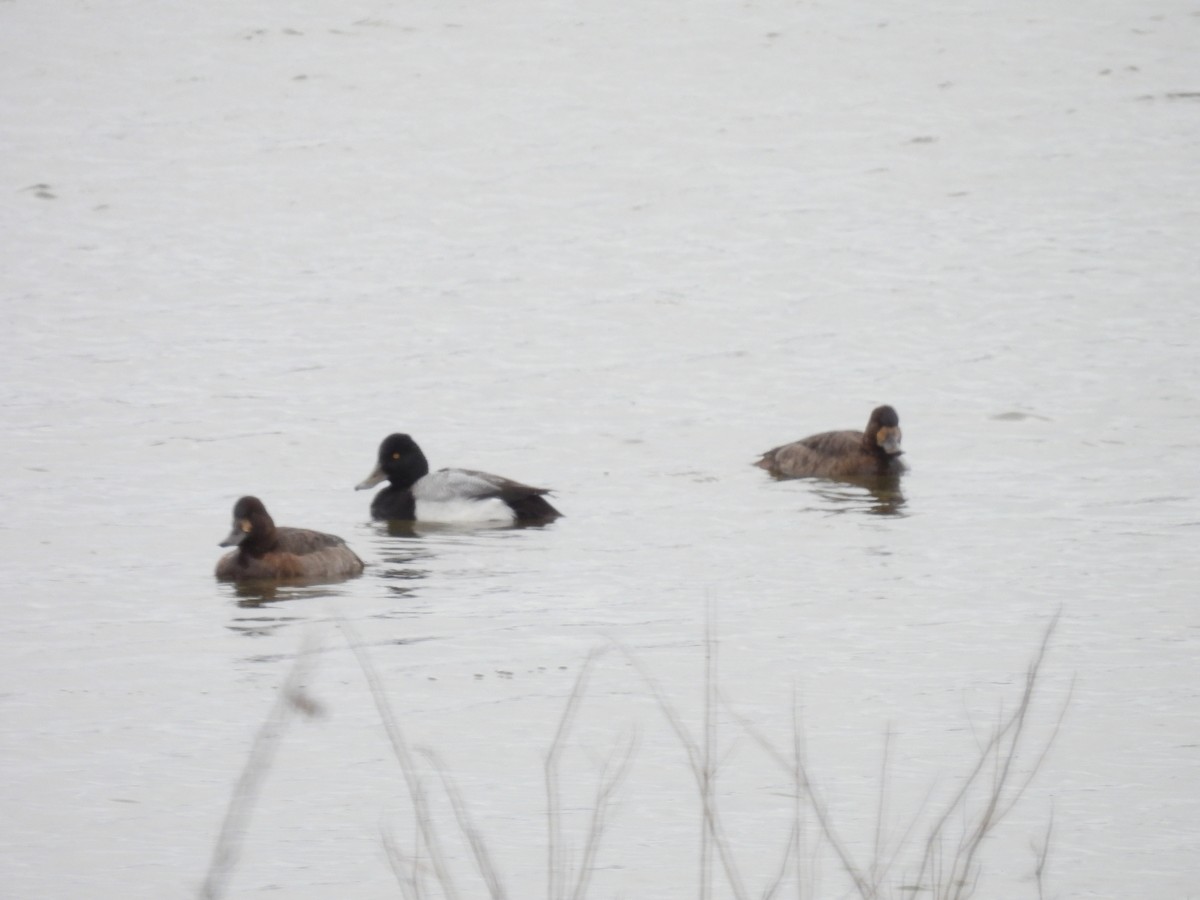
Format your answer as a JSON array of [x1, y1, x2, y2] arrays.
[[865, 405, 903, 457], [355, 433, 431, 492], [219, 496, 277, 553]]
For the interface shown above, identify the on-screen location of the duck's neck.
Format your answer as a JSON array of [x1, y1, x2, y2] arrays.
[[391, 450, 430, 490], [861, 431, 885, 458], [240, 516, 278, 557]]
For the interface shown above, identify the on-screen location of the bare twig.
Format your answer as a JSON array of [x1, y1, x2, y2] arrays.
[[614, 639, 750, 900], [909, 612, 1062, 900], [421, 749, 509, 900], [200, 639, 321, 900], [727, 704, 873, 900], [1032, 804, 1054, 900], [945, 614, 1061, 900], [871, 724, 893, 893], [569, 729, 638, 900], [791, 690, 809, 900], [338, 618, 459, 900], [380, 824, 420, 900], [700, 602, 716, 900], [762, 819, 797, 900], [995, 675, 1075, 824], [545, 648, 608, 900]]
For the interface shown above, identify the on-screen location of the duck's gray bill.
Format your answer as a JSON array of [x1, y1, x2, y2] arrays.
[[355, 464, 386, 491], [218, 525, 247, 548]]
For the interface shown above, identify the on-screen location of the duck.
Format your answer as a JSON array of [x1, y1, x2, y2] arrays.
[[755, 405, 906, 479], [214, 496, 365, 581], [356, 433, 562, 524]]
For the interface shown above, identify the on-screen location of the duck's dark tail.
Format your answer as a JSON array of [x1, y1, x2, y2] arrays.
[[510, 493, 563, 523]]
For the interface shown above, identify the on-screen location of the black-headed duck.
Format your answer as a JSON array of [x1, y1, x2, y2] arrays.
[[756, 405, 906, 479], [215, 496, 364, 582], [355, 433, 562, 524]]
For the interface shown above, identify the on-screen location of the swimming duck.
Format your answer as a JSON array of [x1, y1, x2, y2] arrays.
[[356, 433, 562, 524], [756, 405, 905, 479], [215, 496, 365, 581]]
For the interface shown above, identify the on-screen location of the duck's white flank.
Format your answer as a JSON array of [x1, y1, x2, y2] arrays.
[[410, 469, 522, 523]]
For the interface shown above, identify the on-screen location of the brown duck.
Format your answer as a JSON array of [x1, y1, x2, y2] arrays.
[[756, 405, 905, 479], [214, 496, 364, 582]]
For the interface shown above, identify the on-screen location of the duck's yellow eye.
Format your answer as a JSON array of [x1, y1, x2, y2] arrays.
[[392, 452, 400, 460], [240, 519, 252, 533]]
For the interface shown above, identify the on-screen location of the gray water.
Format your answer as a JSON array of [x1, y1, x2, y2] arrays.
[[2, 1, 1198, 898]]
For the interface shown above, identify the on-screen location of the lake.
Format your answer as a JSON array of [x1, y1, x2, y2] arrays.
[[2, 1, 1197, 897]]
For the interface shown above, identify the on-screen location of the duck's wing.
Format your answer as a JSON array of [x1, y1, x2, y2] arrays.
[[274, 526, 348, 553], [419, 468, 553, 502], [756, 429, 863, 476]]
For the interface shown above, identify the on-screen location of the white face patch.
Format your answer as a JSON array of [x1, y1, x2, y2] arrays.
[[877, 426, 902, 455]]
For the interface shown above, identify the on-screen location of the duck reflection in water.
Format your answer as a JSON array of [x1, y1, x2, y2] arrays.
[[810, 475, 907, 517], [370, 527, 436, 599], [228, 580, 356, 609]]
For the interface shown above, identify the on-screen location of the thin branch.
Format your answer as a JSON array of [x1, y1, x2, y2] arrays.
[[995, 675, 1075, 824], [791, 688, 808, 900], [912, 613, 1061, 900], [338, 618, 459, 900], [726, 703, 873, 900], [570, 729, 638, 900], [545, 648, 608, 900], [380, 824, 420, 900], [946, 614, 1060, 900], [200, 639, 321, 900], [613, 640, 750, 900], [762, 819, 798, 900], [1032, 804, 1054, 900], [700, 602, 716, 900], [870, 724, 893, 893], [421, 749, 509, 900]]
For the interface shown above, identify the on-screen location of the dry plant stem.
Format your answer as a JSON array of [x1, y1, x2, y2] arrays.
[[1033, 806, 1054, 900], [700, 603, 716, 900], [569, 730, 638, 900], [995, 675, 1074, 825], [761, 820, 797, 900], [727, 704, 873, 900], [879, 769, 939, 892], [614, 640, 750, 900], [912, 612, 1061, 900], [871, 725, 893, 892], [199, 641, 320, 900], [791, 691, 809, 900], [949, 615, 1059, 900], [338, 618, 459, 900], [545, 648, 607, 900], [794, 755, 873, 899], [868, 734, 940, 897], [380, 825, 420, 900], [421, 749, 509, 900]]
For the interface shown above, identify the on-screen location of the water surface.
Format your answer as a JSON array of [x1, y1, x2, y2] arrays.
[[2, 1, 1198, 898]]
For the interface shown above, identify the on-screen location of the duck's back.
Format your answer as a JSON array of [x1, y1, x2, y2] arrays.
[[274, 526, 350, 553], [409, 469, 526, 523], [757, 429, 871, 478], [406, 468, 560, 523], [446, 468, 561, 522], [216, 527, 363, 581]]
